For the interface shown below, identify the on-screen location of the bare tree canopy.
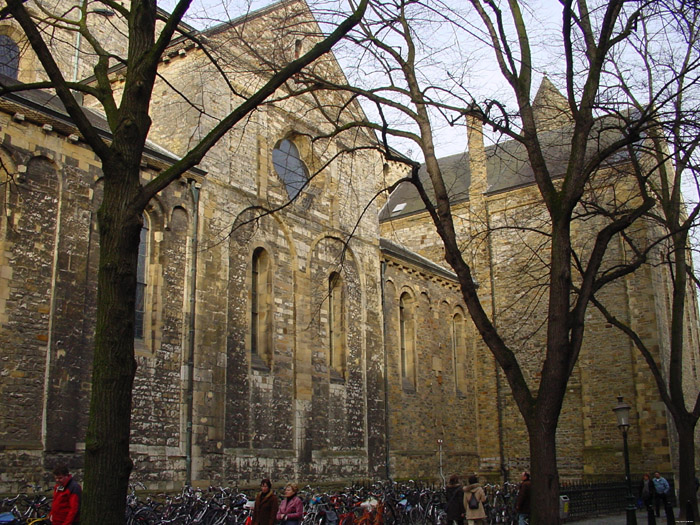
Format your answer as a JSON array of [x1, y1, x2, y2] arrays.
[[0, 0, 367, 522], [290, 0, 700, 521]]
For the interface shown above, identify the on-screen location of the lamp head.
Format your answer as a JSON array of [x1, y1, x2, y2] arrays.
[[613, 395, 631, 432]]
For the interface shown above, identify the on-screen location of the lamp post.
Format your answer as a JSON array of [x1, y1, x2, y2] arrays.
[[613, 396, 637, 525], [437, 439, 444, 487]]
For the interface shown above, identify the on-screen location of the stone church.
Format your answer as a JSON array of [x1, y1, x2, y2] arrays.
[[0, 0, 698, 492]]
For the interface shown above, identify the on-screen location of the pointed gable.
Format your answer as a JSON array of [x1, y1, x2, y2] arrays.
[[532, 76, 572, 131]]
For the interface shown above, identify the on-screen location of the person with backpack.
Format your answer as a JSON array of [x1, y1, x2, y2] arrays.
[[463, 474, 487, 525], [445, 474, 465, 525]]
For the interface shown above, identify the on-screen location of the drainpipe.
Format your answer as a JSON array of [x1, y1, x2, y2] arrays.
[[185, 180, 201, 485], [380, 259, 391, 480]]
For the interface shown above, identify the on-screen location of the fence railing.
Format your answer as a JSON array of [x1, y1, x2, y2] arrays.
[[560, 479, 676, 520]]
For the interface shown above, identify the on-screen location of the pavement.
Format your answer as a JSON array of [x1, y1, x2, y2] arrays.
[[569, 508, 695, 524]]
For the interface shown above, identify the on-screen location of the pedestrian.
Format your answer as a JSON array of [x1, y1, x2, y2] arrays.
[[276, 483, 303, 525], [252, 478, 279, 525], [652, 471, 671, 518], [445, 474, 465, 525], [49, 465, 81, 525], [515, 471, 531, 525], [463, 474, 487, 525], [639, 473, 656, 525]]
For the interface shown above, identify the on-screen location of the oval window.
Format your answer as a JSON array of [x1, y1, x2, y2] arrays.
[[0, 34, 20, 80], [272, 139, 308, 200]]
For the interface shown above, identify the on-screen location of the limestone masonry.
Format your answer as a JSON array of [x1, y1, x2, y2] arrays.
[[0, 0, 698, 492]]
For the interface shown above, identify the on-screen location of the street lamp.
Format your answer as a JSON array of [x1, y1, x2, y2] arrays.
[[613, 396, 637, 525], [437, 439, 444, 487]]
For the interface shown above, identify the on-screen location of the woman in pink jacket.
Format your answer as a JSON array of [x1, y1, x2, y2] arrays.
[[276, 483, 304, 525]]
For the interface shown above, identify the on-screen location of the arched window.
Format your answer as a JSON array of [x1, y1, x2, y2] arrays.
[[251, 247, 272, 367], [328, 272, 345, 379], [135, 218, 149, 340], [0, 34, 19, 80], [272, 139, 308, 200], [452, 311, 466, 394], [399, 292, 416, 390]]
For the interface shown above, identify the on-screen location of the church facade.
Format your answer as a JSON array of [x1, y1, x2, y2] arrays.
[[0, 0, 697, 492]]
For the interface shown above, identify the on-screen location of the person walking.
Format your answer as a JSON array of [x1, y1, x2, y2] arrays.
[[639, 473, 656, 525], [653, 471, 671, 518], [515, 471, 531, 525], [277, 483, 303, 525], [50, 465, 81, 525], [252, 478, 279, 525], [463, 475, 487, 525], [445, 474, 465, 525]]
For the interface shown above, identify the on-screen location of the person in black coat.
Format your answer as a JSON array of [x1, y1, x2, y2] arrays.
[[445, 474, 465, 525], [639, 473, 656, 525], [515, 472, 531, 525]]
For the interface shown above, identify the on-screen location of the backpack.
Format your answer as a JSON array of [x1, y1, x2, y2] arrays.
[[468, 492, 479, 510]]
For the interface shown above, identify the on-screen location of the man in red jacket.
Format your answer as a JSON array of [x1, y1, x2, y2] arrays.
[[50, 465, 81, 525]]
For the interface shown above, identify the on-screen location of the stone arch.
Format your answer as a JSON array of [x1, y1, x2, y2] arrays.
[[0, 24, 33, 83], [306, 234, 365, 459], [225, 207, 295, 452], [451, 304, 468, 395], [398, 286, 417, 392]]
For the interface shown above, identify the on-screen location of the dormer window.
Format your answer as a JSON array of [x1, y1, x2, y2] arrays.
[[272, 139, 308, 200], [391, 202, 406, 215]]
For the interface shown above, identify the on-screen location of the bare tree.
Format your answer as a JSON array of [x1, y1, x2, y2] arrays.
[[293, 0, 700, 522], [0, 0, 367, 522], [588, 0, 700, 519]]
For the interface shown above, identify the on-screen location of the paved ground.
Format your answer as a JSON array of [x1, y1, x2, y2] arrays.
[[569, 508, 692, 524]]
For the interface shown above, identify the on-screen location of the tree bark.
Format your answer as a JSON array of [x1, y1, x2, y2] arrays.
[[82, 168, 143, 525], [675, 417, 699, 522], [529, 417, 562, 525]]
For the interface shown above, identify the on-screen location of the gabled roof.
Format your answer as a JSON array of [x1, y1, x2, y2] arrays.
[[379, 127, 574, 221], [380, 80, 632, 222]]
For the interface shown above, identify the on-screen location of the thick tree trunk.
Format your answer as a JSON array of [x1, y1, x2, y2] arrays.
[[81, 172, 143, 525], [528, 418, 561, 525], [676, 419, 699, 522]]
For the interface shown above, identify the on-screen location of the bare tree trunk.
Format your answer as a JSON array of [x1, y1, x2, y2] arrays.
[[529, 419, 561, 525], [675, 417, 699, 522], [82, 170, 142, 525]]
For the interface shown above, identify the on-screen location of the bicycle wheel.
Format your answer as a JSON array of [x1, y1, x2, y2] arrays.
[[408, 506, 423, 525]]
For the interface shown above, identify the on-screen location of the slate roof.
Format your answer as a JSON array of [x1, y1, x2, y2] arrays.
[[380, 237, 457, 282], [379, 119, 632, 222]]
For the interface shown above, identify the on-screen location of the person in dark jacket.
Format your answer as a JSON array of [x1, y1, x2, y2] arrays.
[[515, 471, 531, 525], [639, 473, 656, 525], [252, 478, 279, 525], [50, 465, 81, 525], [445, 474, 465, 525]]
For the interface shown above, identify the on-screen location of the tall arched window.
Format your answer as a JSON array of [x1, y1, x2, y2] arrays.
[[251, 247, 272, 367], [135, 218, 149, 340], [0, 34, 19, 80], [272, 138, 308, 200], [452, 311, 466, 394], [328, 272, 346, 379], [399, 292, 416, 390]]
